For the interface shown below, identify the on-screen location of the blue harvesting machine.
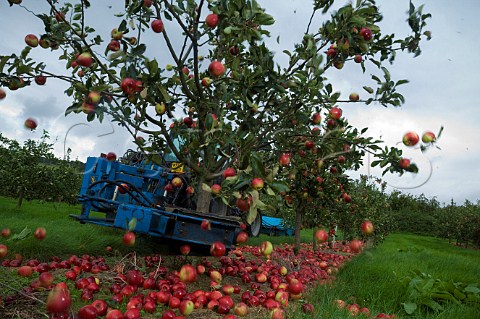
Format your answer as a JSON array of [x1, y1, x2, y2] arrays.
[[70, 151, 254, 251]]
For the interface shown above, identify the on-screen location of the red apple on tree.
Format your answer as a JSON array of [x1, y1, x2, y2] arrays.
[[349, 92, 359, 101], [76, 52, 93, 67], [108, 40, 121, 51], [121, 78, 136, 95], [398, 158, 411, 169], [0, 88, 6, 100], [25, 34, 39, 47], [35, 75, 47, 85], [211, 184, 222, 195], [279, 153, 290, 166], [311, 112, 322, 124], [223, 167, 236, 178], [151, 19, 164, 33], [236, 197, 250, 212], [208, 61, 225, 77], [251, 178, 264, 190], [329, 107, 342, 120], [354, 54, 363, 63], [205, 13, 219, 28], [360, 27, 373, 41]]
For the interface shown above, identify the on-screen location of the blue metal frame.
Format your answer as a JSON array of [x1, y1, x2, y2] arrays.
[[71, 157, 241, 249]]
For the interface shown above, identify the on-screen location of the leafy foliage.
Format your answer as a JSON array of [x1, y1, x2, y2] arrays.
[[0, 133, 83, 206], [399, 270, 480, 314]]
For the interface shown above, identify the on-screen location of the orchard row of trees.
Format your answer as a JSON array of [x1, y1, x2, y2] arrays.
[[0, 0, 434, 251], [0, 132, 83, 207], [389, 192, 480, 248]]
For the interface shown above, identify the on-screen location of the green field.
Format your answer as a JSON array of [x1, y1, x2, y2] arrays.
[[1, 197, 479, 319]]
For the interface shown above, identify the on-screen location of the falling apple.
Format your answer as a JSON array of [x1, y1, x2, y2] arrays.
[[402, 131, 419, 147], [422, 131, 436, 143], [24, 118, 38, 130]]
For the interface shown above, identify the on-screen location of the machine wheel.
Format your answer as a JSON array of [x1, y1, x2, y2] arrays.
[[247, 211, 262, 237]]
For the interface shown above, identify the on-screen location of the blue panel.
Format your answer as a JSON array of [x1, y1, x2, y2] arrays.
[[114, 204, 153, 233]]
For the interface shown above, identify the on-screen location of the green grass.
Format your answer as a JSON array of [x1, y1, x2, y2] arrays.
[[294, 233, 480, 319], [1, 196, 479, 319], [0, 196, 166, 259]]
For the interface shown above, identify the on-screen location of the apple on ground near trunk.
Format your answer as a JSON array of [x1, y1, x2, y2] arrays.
[[179, 264, 197, 283], [260, 241, 273, 256]]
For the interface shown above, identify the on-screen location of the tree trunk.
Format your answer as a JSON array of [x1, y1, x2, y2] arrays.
[[196, 181, 211, 213], [17, 188, 24, 208], [293, 201, 304, 255]]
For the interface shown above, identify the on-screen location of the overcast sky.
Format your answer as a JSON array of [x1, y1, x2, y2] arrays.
[[0, 1, 479, 205]]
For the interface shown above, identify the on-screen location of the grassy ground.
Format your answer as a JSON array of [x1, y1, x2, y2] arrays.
[[0, 196, 164, 259], [297, 233, 480, 319], [1, 196, 479, 318]]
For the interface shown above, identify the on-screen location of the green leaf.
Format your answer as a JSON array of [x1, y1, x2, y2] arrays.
[[246, 205, 258, 224], [131, 44, 146, 56], [0, 55, 10, 73], [128, 217, 137, 231], [363, 86, 374, 94], [464, 285, 480, 294], [402, 302, 417, 314], [9, 226, 31, 241], [202, 183, 212, 193]]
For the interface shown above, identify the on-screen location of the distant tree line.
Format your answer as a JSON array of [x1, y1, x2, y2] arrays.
[[0, 132, 83, 207]]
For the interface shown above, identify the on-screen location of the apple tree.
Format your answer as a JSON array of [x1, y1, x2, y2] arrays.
[[0, 133, 82, 206], [0, 0, 431, 243]]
